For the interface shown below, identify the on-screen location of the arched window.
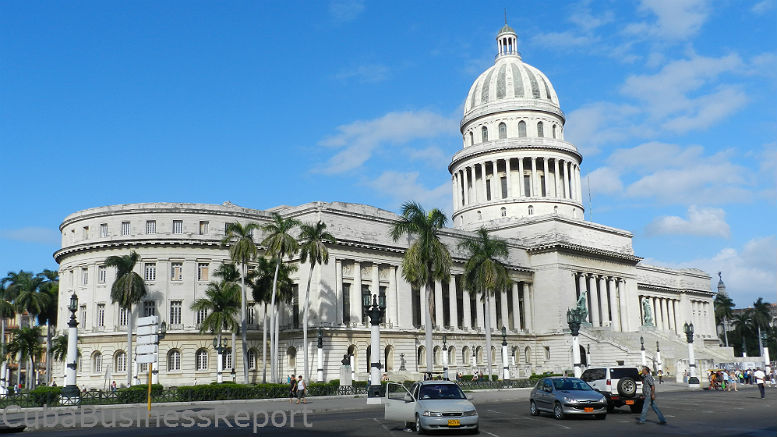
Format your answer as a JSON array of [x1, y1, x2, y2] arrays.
[[552, 124, 557, 139], [287, 347, 297, 370], [448, 346, 456, 366], [224, 348, 233, 369], [461, 346, 471, 366], [500, 207, 507, 217], [469, 131, 474, 146], [168, 349, 181, 371], [384, 345, 394, 372], [524, 347, 532, 364], [554, 206, 558, 214], [475, 346, 483, 364], [247, 349, 257, 370], [195, 348, 208, 371], [537, 121, 544, 137], [491, 346, 496, 363], [528, 205, 534, 215], [433, 346, 441, 365], [92, 351, 102, 374], [477, 211, 482, 220], [114, 350, 126, 373], [544, 346, 551, 361], [518, 121, 527, 137], [481, 126, 488, 142], [417, 346, 426, 368], [498, 122, 507, 139]]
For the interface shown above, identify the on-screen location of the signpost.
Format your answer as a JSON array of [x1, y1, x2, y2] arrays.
[[136, 316, 159, 411]]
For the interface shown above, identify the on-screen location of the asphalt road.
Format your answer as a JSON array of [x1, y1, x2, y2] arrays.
[[12, 385, 777, 437]]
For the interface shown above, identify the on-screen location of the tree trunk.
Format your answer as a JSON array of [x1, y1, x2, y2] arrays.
[[240, 264, 249, 384], [274, 306, 280, 379], [232, 330, 237, 380], [45, 323, 52, 386], [303, 262, 314, 382], [484, 291, 493, 380], [424, 282, 434, 374], [269, 260, 281, 383], [126, 305, 133, 387], [262, 304, 268, 384]]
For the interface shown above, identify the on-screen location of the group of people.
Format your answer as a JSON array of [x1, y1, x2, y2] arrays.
[[287, 374, 307, 404], [707, 367, 773, 398]]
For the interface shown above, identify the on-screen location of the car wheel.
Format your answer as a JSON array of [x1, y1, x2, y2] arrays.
[[594, 414, 607, 420], [415, 414, 424, 434], [553, 402, 565, 420], [530, 401, 540, 416]]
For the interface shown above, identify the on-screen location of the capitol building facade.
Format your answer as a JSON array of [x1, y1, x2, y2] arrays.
[[53, 25, 733, 388]]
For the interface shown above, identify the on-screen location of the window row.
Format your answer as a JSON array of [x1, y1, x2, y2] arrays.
[[74, 262, 211, 286], [72, 220, 211, 241], [88, 348, 261, 374], [467, 120, 560, 146]]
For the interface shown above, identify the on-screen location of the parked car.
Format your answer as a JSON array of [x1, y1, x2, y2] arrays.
[[580, 367, 644, 412], [529, 377, 608, 420], [384, 380, 479, 434]]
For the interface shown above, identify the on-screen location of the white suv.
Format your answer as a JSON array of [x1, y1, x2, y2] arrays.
[[580, 367, 645, 413]]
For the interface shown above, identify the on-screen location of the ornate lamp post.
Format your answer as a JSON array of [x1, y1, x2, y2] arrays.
[[761, 331, 771, 370], [442, 335, 449, 381], [566, 307, 583, 378], [640, 336, 646, 366], [151, 322, 167, 385], [656, 341, 662, 374], [316, 327, 324, 382], [684, 322, 699, 388], [62, 292, 80, 404], [500, 327, 510, 381], [586, 344, 591, 367], [212, 337, 228, 384], [365, 294, 386, 404]]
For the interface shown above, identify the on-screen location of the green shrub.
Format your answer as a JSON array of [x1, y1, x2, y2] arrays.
[[117, 384, 164, 403], [30, 386, 62, 406]]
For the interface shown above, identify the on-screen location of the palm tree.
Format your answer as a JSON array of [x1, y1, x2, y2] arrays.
[[7, 326, 44, 389], [298, 221, 335, 381], [36, 269, 58, 385], [0, 281, 16, 389], [731, 310, 754, 357], [222, 222, 259, 384], [248, 257, 296, 383], [213, 262, 241, 375], [104, 251, 147, 387], [752, 298, 772, 358], [191, 279, 241, 378], [714, 292, 734, 346], [260, 212, 300, 382], [389, 201, 451, 374], [4, 270, 48, 389], [458, 227, 512, 379], [51, 334, 81, 363]]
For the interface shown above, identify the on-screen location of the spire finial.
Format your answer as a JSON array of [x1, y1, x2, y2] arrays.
[[504, 9, 507, 25], [718, 271, 722, 281]]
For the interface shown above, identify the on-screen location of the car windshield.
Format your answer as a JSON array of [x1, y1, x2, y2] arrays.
[[552, 378, 593, 391], [418, 384, 467, 400]]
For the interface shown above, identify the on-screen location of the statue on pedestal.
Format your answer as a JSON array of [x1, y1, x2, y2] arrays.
[[642, 298, 654, 327]]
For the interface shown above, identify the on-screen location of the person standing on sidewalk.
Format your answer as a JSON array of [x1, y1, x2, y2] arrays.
[[296, 375, 307, 404], [637, 366, 667, 425], [754, 367, 766, 399]]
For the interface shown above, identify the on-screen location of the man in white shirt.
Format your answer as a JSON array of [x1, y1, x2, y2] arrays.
[[753, 368, 766, 399]]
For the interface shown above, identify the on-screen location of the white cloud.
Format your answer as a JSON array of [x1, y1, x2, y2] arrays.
[[564, 102, 642, 154], [315, 110, 456, 174], [367, 171, 451, 213], [645, 205, 730, 237], [0, 227, 60, 245], [328, 0, 365, 23], [334, 64, 390, 83], [584, 166, 623, 196], [625, 0, 710, 41], [751, 0, 774, 14], [405, 146, 448, 166]]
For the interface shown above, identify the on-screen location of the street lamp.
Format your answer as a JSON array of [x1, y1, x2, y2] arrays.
[[500, 326, 510, 381], [640, 336, 646, 366], [761, 331, 771, 369], [151, 322, 167, 385], [316, 327, 324, 382], [684, 322, 699, 388], [566, 307, 584, 378], [442, 335, 449, 381], [62, 292, 80, 404], [365, 294, 386, 404], [213, 337, 228, 384], [656, 341, 662, 374]]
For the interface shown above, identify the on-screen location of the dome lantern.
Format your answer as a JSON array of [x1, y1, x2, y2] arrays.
[[497, 24, 519, 58]]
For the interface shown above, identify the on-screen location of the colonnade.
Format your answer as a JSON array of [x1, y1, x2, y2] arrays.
[[452, 156, 581, 209], [638, 295, 681, 334], [574, 272, 627, 332]]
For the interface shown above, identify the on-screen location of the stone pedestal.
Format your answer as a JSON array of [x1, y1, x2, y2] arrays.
[[340, 365, 352, 387]]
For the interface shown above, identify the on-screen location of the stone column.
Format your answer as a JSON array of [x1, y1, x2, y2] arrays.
[[388, 265, 397, 326], [668, 299, 677, 333], [335, 260, 343, 324], [512, 282, 521, 331], [665, 298, 672, 332], [598, 276, 609, 325], [462, 288, 472, 330], [608, 277, 620, 331], [524, 283, 533, 332], [500, 288, 509, 331], [589, 274, 600, 327], [480, 163, 488, 202], [434, 280, 444, 328], [505, 158, 512, 198], [618, 279, 629, 331], [352, 262, 362, 324], [518, 158, 525, 197], [452, 175, 459, 210], [493, 160, 501, 199], [530, 158, 538, 197], [542, 157, 550, 197], [449, 275, 458, 330], [475, 291, 484, 330], [554, 158, 561, 198], [576, 165, 583, 202], [489, 293, 498, 333], [566, 162, 572, 200], [463, 169, 470, 205]]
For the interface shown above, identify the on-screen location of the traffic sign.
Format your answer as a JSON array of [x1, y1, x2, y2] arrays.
[[136, 344, 158, 355], [137, 315, 159, 327], [137, 325, 158, 336], [136, 334, 158, 345], [136, 353, 157, 364]]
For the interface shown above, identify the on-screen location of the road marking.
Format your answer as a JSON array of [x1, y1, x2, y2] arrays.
[[485, 432, 500, 437], [487, 409, 507, 414], [556, 424, 571, 430]]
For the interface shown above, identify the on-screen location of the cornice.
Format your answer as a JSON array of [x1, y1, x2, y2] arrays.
[[460, 99, 566, 129], [449, 139, 582, 172], [637, 282, 713, 297], [528, 241, 642, 264]]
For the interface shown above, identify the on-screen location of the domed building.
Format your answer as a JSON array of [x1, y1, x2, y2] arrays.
[[52, 25, 733, 389]]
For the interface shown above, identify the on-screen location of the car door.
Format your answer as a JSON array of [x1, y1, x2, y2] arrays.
[[538, 379, 553, 410], [384, 382, 416, 423]]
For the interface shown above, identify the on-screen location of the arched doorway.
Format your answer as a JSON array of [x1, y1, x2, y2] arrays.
[[579, 345, 587, 366], [384, 345, 394, 372]]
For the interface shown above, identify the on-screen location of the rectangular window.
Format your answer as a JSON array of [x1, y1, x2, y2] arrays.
[[292, 285, 300, 328], [342, 283, 351, 324], [121, 221, 131, 236], [197, 263, 209, 281], [146, 220, 156, 234], [139, 363, 148, 372], [170, 262, 183, 281], [412, 287, 421, 328], [247, 303, 255, 325], [501, 177, 508, 199], [98, 266, 106, 284], [80, 305, 87, 328], [523, 174, 531, 197], [172, 220, 183, 234], [196, 308, 208, 325], [170, 300, 182, 325], [81, 267, 89, 285], [199, 221, 209, 235], [100, 223, 108, 237], [143, 301, 156, 317], [361, 285, 371, 323], [119, 307, 128, 327], [97, 304, 105, 327], [144, 263, 156, 281], [486, 179, 491, 201], [82, 226, 89, 240]]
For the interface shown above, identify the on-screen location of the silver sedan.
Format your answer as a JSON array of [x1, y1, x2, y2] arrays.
[[530, 377, 608, 420], [385, 380, 479, 434]]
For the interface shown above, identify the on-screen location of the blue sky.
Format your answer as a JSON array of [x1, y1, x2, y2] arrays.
[[1, 0, 775, 307]]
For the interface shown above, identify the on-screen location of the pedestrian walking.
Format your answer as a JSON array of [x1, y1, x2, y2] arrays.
[[296, 375, 307, 404], [754, 368, 766, 399], [729, 371, 738, 391], [637, 366, 667, 425], [657, 369, 663, 384], [288, 375, 297, 404]]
